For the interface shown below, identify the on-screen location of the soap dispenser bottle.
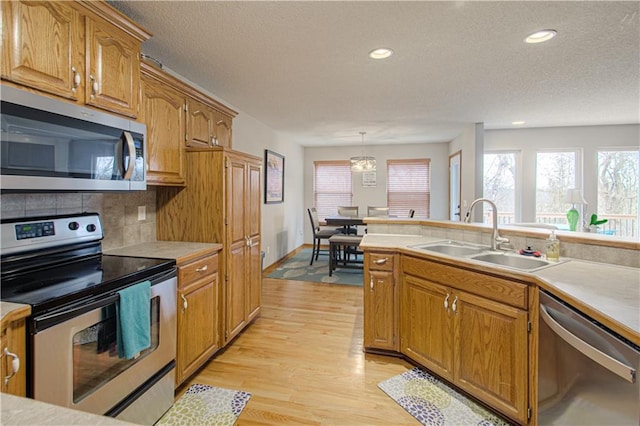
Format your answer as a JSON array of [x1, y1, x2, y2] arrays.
[[545, 231, 560, 261]]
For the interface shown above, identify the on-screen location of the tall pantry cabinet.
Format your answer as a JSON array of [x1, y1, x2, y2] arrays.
[[157, 147, 262, 345]]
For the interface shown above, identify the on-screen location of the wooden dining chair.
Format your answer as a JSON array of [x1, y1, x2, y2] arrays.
[[308, 208, 340, 265]]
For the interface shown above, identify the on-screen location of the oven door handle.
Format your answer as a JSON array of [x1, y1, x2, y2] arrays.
[[540, 303, 636, 383], [34, 293, 120, 332]]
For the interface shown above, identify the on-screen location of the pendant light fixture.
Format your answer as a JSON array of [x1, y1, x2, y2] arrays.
[[350, 132, 376, 172]]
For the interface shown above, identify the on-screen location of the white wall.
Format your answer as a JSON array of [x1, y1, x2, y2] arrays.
[[484, 124, 640, 222], [302, 142, 450, 244]]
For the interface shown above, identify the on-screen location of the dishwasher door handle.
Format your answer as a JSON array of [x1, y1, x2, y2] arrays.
[[540, 303, 636, 383]]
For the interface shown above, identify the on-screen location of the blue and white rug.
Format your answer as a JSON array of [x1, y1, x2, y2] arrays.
[[378, 367, 512, 426], [267, 248, 363, 286], [156, 384, 251, 426]]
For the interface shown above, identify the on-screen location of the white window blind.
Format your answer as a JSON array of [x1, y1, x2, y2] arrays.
[[387, 159, 430, 218], [314, 161, 352, 219]]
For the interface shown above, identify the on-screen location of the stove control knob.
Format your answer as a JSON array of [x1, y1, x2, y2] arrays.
[[68, 221, 80, 231], [86, 224, 97, 232]]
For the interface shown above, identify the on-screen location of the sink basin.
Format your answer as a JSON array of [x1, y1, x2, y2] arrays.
[[470, 253, 554, 271], [411, 241, 487, 257]]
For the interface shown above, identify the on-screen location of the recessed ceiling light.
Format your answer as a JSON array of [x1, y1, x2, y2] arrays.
[[369, 48, 393, 59], [525, 30, 557, 44], [512, 121, 526, 125]]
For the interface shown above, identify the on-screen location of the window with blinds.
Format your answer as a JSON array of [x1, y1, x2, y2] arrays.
[[313, 161, 352, 219], [387, 159, 431, 218]]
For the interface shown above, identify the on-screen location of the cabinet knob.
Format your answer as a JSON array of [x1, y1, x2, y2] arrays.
[[71, 67, 81, 92], [370, 277, 374, 291], [90, 75, 99, 97], [196, 265, 208, 273], [373, 258, 388, 265], [3, 347, 20, 386], [444, 293, 450, 311], [452, 296, 459, 314]]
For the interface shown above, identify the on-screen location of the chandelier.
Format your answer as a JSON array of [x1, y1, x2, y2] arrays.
[[350, 132, 376, 172]]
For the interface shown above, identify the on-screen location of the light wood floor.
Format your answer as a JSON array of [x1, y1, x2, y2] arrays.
[[178, 277, 417, 425]]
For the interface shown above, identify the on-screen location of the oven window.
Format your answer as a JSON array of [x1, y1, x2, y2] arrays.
[[72, 296, 160, 403]]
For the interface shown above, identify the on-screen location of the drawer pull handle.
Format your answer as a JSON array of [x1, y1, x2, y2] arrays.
[[444, 293, 450, 311], [180, 293, 188, 312], [3, 348, 20, 386], [452, 296, 458, 314], [196, 265, 208, 273], [373, 258, 388, 265], [90, 74, 99, 97], [370, 277, 374, 291]]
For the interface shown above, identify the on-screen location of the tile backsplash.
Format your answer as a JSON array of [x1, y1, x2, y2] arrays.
[[1, 188, 157, 251]]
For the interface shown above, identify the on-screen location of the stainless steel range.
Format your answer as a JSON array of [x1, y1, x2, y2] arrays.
[[1, 213, 177, 425]]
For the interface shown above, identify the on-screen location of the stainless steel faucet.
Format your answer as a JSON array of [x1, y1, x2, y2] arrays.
[[464, 198, 510, 251]]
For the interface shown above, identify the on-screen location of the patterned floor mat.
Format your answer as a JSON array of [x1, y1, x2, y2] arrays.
[[378, 367, 513, 426], [156, 384, 251, 426], [266, 248, 363, 286]]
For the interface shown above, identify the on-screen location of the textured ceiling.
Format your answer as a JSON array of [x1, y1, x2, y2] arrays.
[[110, 1, 640, 147]]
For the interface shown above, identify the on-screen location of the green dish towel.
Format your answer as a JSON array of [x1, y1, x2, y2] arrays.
[[116, 280, 151, 359]]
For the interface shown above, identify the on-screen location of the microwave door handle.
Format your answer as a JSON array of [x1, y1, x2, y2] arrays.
[[121, 131, 135, 180], [540, 303, 636, 383]]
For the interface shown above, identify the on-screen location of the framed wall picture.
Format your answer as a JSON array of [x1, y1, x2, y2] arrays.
[[264, 149, 284, 204], [362, 171, 377, 187]]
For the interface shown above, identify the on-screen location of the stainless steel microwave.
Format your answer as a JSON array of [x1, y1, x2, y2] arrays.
[[1, 86, 146, 191]]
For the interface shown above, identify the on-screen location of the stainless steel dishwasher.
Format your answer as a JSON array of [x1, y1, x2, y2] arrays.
[[538, 290, 639, 425]]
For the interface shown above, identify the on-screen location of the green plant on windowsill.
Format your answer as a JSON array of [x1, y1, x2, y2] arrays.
[[585, 213, 608, 232]]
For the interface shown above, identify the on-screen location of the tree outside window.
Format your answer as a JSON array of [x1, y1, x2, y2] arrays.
[[484, 152, 516, 224], [597, 150, 639, 238], [536, 151, 577, 226]]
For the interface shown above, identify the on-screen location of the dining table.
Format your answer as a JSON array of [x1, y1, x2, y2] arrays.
[[323, 215, 365, 227]]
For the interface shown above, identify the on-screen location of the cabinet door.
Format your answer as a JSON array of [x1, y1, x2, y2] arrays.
[[213, 112, 232, 148], [364, 269, 396, 350], [454, 291, 528, 423], [401, 275, 453, 380], [1, 319, 27, 396], [1, 1, 83, 100], [176, 276, 219, 385], [186, 98, 214, 147], [224, 157, 248, 342], [85, 16, 139, 117], [246, 162, 262, 320], [141, 76, 186, 186]]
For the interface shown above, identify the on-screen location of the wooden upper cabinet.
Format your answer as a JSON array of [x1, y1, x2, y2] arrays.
[[1, 1, 149, 118], [140, 70, 186, 186], [85, 16, 140, 117], [213, 112, 233, 148], [186, 98, 216, 147], [1, 1, 84, 100]]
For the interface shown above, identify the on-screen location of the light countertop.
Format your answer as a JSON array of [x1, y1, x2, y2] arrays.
[[1, 394, 137, 425], [360, 233, 640, 346], [105, 240, 222, 265]]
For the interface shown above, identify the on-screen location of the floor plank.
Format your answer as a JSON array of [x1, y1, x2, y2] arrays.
[[178, 277, 417, 425]]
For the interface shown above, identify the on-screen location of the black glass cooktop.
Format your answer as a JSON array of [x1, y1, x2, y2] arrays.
[[1, 254, 175, 315]]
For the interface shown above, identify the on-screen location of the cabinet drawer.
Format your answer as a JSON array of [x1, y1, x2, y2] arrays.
[[367, 252, 395, 271], [402, 255, 528, 309], [179, 254, 218, 287]]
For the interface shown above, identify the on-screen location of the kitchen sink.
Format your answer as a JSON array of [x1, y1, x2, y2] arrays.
[[410, 241, 489, 257], [470, 253, 554, 271], [410, 240, 562, 272]]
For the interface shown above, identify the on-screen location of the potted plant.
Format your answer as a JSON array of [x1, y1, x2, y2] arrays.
[[586, 213, 608, 232]]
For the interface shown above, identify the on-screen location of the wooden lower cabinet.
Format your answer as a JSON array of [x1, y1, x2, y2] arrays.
[[380, 254, 532, 424], [175, 252, 220, 386], [363, 251, 398, 351], [1, 310, 29, 396]]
